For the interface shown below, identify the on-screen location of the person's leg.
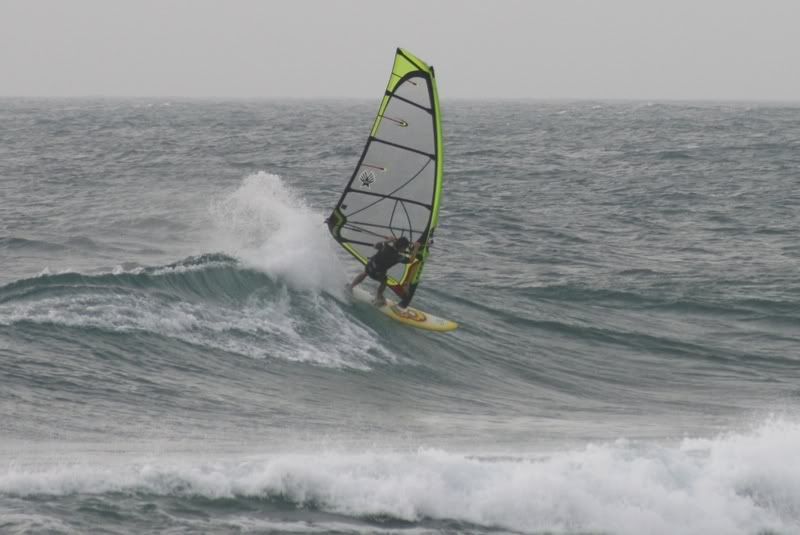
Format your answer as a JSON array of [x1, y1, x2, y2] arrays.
[[350, 271, 367, 289], [375, 278, 387, 305]]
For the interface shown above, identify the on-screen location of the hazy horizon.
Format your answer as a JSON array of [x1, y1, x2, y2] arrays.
[[2, 0, 799, 101], [3, 96, 800, 106]]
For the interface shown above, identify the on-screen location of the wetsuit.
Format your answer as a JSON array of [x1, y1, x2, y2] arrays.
[[365, 242, 411, 282]]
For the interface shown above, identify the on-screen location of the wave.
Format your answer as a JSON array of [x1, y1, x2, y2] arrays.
[[510, 282, 799, 320], [0, 253, 393, 369], [1, 253, 251, 304], [0, 236, 69, 253], [657, 150, 692, 160], [3, 418, 799, 535], [0, 172, 404, 368]]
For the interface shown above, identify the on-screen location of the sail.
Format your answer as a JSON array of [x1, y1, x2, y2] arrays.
[[327, 48, 443, 307]]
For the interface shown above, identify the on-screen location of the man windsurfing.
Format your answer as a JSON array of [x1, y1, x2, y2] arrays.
[[349, 236, 421, 306]]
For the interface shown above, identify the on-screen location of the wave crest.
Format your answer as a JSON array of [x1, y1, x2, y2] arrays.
[[0, 254, 392, 368]]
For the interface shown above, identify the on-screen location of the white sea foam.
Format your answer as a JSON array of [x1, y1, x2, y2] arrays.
[[209, 172, 347, 296], [35, 266, 76, 278], [2, 418, 799, 535]]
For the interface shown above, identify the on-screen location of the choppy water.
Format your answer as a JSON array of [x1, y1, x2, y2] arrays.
[[1, 98, 799, 534]]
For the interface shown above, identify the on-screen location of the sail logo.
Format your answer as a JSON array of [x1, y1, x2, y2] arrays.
[[359, 170, 376, 189]]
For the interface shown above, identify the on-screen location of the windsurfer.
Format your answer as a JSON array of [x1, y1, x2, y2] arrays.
[[349, 236, 420, 306]]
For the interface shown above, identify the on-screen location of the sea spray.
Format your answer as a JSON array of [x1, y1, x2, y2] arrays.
[[209, 172, 346, 295]]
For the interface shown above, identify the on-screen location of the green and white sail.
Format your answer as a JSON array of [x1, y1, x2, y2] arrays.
[[327, 48, 443, 307]]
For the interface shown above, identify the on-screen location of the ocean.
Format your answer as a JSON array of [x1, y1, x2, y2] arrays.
[[1, 98, 799, 534]]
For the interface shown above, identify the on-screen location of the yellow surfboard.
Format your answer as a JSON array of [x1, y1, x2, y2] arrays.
[[351, 287, 458, 332]]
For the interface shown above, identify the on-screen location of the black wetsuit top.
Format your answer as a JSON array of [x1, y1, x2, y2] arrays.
[[366, 242, 410, 279]]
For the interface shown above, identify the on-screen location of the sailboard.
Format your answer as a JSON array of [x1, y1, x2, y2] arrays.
[[327, 48, 457, 332], [350, 286, 457, 332]]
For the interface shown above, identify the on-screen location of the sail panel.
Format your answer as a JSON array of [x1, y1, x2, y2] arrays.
[[391, 75, 432, 109], [355, 142, 435, 201], [375, 97, 435, 155], [338, 190, 432, 245]]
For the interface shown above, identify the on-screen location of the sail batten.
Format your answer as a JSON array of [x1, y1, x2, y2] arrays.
[[369, 137, 435, 159], [383, 92, 433, 112], [328, 48, 443, 307]]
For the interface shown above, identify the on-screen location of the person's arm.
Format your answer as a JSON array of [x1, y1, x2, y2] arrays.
[[408, 241, 421, 261], [399, 241, 422, 264]]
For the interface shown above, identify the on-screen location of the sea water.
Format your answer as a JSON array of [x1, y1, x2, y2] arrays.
[[1, 98, 799, 534]]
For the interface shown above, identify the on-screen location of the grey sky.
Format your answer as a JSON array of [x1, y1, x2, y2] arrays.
[[1, 0, 799, 100]]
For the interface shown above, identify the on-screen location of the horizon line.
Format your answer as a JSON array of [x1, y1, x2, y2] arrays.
[[2, 95, 800, 105]]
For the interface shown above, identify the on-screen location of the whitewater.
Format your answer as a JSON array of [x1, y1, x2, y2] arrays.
[[1, 98, 799, 534]]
